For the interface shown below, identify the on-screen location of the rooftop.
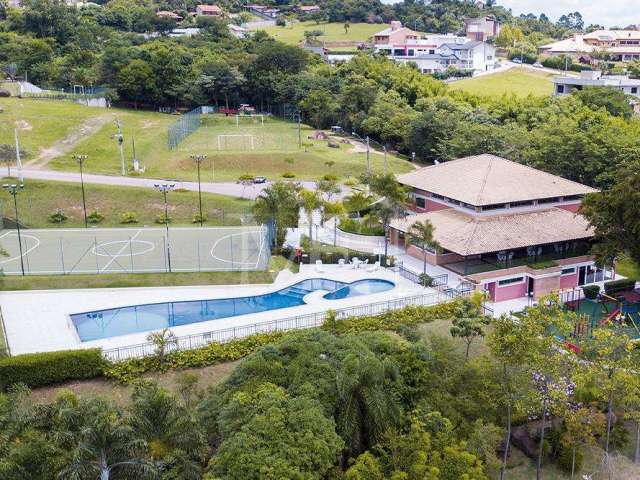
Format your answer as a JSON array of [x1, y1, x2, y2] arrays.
[[396, 154, 597, 207], [197, 4, 221, 12], [390, 207, 594, 256], [584, 29, 640, 41], [539, 35, 594, 53]]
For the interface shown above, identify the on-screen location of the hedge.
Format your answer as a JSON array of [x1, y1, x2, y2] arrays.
[[0, 348, 106, 391], [604, 278, 637, 297], [582, 284, 600, 300]]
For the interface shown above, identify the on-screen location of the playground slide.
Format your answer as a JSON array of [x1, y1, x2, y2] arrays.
[[600, 308, 620, 326]]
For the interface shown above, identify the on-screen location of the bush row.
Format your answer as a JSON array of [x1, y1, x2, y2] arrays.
[[604, 278, 637, 297], [0, 348, 105, 391]]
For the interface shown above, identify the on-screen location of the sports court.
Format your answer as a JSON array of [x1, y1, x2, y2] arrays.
[[0, 226, 270, 275]]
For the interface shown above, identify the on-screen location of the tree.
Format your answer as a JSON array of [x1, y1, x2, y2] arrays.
[[146, 328, 177, 365], [574, 86, 634, 119], [343, 191, 374, 217], [299, 188, 322, 242], [344, 22, 350, 35], [252, 181, 300, 249], [450, 315, 490, 360], [407, 219, 438, 278], [561, 406, 605, 477], [116, 59, 157, 108], [59, 398, 156, 480], [336, 353, 401, 456], [558, 11, 584, 30], [316, 178, 340, 200]]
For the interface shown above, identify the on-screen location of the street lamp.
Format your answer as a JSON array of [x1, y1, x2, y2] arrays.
[[154, 183, 175, 272], [190, 154, 207, 227], [3, 183, 25, 275], [74, 154, 89, 228]]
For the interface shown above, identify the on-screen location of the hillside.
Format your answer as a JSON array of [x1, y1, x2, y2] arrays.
[[448, 67, 555, 98], [258, 21, 385, 45]]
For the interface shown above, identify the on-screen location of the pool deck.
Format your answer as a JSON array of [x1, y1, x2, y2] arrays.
[[0, 265, 433, 355]]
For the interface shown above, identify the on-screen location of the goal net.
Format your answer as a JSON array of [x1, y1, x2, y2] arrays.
[[217, 134, 256, 150], [235, 114, 265, 127]]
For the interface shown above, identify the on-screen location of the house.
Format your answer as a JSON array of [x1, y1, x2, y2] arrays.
[[389, 155, 611, 302], [156, 10, 183, 20], [540, 30, 640, 62], [374, 31, 496, 74], [553, 70, 640, 98], [196, 4, 222, 17], [298, 5, 321, 14], [464, 15, 501, 42], [373, 21, 420, 46], [228, 24, 249, 39]]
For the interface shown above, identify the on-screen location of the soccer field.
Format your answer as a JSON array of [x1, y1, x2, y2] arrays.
[[0, 226, 270, 275]]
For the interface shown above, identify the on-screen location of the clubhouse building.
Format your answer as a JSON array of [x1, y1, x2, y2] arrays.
[[390, 155, 613, 302]]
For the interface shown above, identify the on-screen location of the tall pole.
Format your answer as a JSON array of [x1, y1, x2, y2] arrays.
[[297, 111, 302, 148], [74, 154, 88, 228], [14, 129, 22, 183], [155, 183, 175, 272], [190, 154, 206, 226], [115, 119, 125, 176], [383, 145, 387, 174], [366, 136, 370, 174], [3, 184, 25, 276]]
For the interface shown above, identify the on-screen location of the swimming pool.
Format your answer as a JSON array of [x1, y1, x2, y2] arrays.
[[71, 278, 394, 341]]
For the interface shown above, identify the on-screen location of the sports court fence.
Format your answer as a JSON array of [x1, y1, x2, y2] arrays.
[[102, 289, 449, 361], [167, 107, 204, 149], [0, 226, 271, 275]]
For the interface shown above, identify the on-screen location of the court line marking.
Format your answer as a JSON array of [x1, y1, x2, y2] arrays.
[[209, 230, 264, 266], [100, 230, 142, 272], [92, 239, 155, 258], [0, 233, 41, 266]]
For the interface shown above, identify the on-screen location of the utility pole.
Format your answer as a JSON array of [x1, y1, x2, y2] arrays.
[[3, 184, 25, 275], [366, 136, 370, 174], [14, 129, 22, 183], [131, 134, 139, 172], [155, 183, 175, 272], [297, 111, 302, 148], [383, 145, 388, 174], [74, 154, 89, 228], [190, 154, 207, 226], [115, 119, 125, 175]]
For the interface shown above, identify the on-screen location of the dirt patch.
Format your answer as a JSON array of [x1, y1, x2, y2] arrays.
[[15, 120, 32, 131], [27, 113, 114, 168], [140, 120, 157, 129]]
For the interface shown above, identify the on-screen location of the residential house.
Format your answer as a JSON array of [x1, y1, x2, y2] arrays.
[[389, 155, 610, 302], [298, 5, 321, 15], [540, 29, 640, 62], [228, 24, 250, 39], [464, 15, 501, 41], [553, 70, 640, 98], [196, 4, 222, 17], [156, 10, 183, 20], [373, 21, 420, 46]]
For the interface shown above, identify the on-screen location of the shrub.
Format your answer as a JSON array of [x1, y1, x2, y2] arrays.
[[604, 278, 636, 296], [192, 213, 206, 224], [87, 210, 104, 224], [0, 89, 11, 97], [281, 171, 296, 178], [275, 17, 285, 26], [155, 212, 171, 224], [582, 284, 600, 300], [343, 178, 357, 187], [48, 209, 67, 224], [120, 211, 138, 224], [527, 260, 558, 270], [238, 173, 254, 181], [322, 173, 338, 181], [0, 349, 105, 390], [419, 273, 433, 287]]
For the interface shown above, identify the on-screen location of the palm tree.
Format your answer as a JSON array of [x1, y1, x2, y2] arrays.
[[407, 219, 438, 278], [299, 188, 322, 242], [323, 200, 346, 246], [146, 328, 177, 365], [343, 191, 373, 217], [373, 198, 405, 259], [336, 353, 401, 458], [252, 181, 300, 250], [59, 398, 156, 480]]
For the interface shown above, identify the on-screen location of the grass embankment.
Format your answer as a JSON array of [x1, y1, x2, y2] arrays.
[[449, 67, 555, 98], [1, 98, 413, 181], [259, 21, 384, 44], [0, 256, 295, 291], [0, 177, 253, 228]]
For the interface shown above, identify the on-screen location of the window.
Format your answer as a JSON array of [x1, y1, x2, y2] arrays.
[[561, 267, 576, 275], [556, 85, 565, 94], [509, 200, 534, 208], [498, 277, 524, 286], [632, 87, 638, 94], [429, 49, 435, 54], [415, 196, 426, 209], [538, 197, 560, 204], [482, 203, 507, 211]]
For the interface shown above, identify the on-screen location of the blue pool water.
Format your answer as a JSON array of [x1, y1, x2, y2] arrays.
[[71, 278, 394, 341]]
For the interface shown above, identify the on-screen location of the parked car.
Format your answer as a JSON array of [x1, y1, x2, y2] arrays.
[[533, 62, 543, 68], [253, 176, 267, 184], [512, 58, 522, 64], [219, 107, 238, 116]]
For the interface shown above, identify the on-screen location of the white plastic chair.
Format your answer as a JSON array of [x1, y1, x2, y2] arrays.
[[315, 259, 325, 272], [367, 261, 380, 272], [338, 258, 345, 267]]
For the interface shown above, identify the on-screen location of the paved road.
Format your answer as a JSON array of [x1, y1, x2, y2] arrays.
[[16, 169, 348, 200]]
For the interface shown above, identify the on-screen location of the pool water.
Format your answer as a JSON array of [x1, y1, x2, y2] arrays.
[[71, 278, 394, 341]]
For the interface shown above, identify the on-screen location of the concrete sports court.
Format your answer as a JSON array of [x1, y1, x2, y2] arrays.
[[0, 226, 270, 275]]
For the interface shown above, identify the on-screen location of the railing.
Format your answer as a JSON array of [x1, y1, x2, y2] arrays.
[[391, 263, 448, 289], [102, 290, 448, 362]]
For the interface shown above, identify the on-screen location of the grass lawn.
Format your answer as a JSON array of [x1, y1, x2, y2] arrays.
[[0, 98, 414, 181], [615, 255, 640, 279], [0, 177, 254, 228], [0, 256, 295, 291], [448, 67, 555, 98], [259, 21, 384, 45]]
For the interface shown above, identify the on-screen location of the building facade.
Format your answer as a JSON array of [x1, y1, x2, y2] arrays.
[[389, 155, 612, 303], [553, 71, 640, 98], [464, 15, 501, 42], [540, 30, 640, 62]]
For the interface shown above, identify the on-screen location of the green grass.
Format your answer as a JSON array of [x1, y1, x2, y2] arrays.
[[448, 67, 555, 98], [259, 21, 384, 45], [0, 177, 253, 228], [615, 255, 640, 279], [0, 255, 294, 291], [0, 98, 414, 181]]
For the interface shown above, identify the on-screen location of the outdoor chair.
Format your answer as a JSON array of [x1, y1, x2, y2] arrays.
[[315, 260, 325, 273]]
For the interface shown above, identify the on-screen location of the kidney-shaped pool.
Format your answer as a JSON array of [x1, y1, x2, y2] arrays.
[[71, 278, 395, 341]]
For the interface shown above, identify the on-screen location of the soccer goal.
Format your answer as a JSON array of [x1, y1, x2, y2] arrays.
[[235, 114, 265, 127], [217, 134, 256, 150]]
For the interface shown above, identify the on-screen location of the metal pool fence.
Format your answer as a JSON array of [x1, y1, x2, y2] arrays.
[[102, 290, 451, 361]]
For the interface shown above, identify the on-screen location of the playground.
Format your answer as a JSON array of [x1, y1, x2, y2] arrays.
[[0, 226, 270, 275]]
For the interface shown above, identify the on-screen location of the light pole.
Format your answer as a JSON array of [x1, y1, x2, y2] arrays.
[[3, 183, 25, 275], [74, 154, 89, 228], [190, 154, 207, 226], [154, 183, 175, 272], [115, 119, 125, 176]]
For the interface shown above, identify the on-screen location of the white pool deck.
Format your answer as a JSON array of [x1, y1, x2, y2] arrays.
[[0, 265, 436, 356]]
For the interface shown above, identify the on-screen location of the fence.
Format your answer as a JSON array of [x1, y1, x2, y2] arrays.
[[102, 290, 448, 361], [168, 107, 202, 149], [0, 306, 9, 357]]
